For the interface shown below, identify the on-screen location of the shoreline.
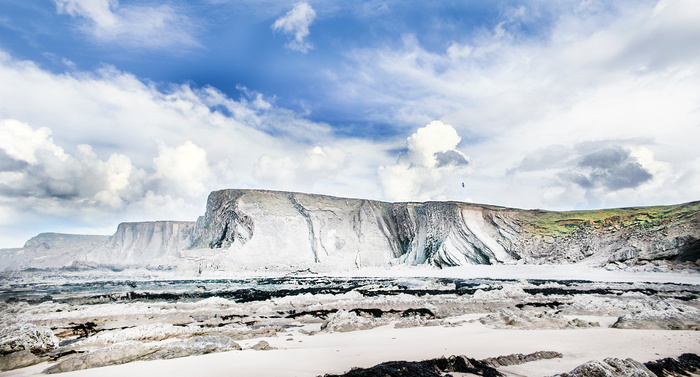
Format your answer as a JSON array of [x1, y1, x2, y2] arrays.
[[2, 319, 699, 377]]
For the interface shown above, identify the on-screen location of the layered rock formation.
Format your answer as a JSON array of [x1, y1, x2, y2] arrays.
[[0, 189, 698, 272]]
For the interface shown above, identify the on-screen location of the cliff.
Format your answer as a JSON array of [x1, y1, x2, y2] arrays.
[[0, 189, 698, 272], [192, 190, 699, 270]]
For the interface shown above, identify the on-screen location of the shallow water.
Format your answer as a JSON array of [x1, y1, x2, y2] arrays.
[[2, 275, 698, 304]]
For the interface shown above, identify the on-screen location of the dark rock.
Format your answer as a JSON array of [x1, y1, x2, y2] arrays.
[[644, 353, 700, 377], [322, 355, 503, 377], [401, 308, 435, 319], [481, 350, 563, 367]]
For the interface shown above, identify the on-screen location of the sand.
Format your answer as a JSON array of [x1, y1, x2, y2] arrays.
[[2, 316, 698, 377]]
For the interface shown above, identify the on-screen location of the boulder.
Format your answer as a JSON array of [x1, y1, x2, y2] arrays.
[[612, 301, 700, 330], [553, 358, 656, 377], [250, 340, 274, 350], [0, 324, 59, 355], [0, 350, 42, 371], [479, 309, 599, 330], [43, 341, 152, 374], [140, 335, 241, 360], [321, 309, 381, 332], [481, 351, 563, 367]]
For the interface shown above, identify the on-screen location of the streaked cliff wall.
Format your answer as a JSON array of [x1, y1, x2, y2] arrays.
[[1, 189, 697, 271]]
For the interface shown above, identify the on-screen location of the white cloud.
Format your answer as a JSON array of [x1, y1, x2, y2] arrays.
[[272, 2, 316, 53], [53, 0, 198, 49], [334, 0, 700, 209], [0, 50, 390, 246], [152, 141, 212, 198], [379, 121, 472, 202]]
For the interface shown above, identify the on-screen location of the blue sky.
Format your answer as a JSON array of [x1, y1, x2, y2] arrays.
[[0, 0, 699, 247]]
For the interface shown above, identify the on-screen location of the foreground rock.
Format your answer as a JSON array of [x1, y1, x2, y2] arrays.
[[553, 353, 700, 377], [43, 341, 151, 374], [328, 353, 700, 377], [138, 335, 242, 361], [323, 355, 503, 377], [479, 309, 599, 329], [0, 350, 42, 372], [44, 336, 242, 374], [0, 323, 59, 355], [0, 323, 58, 371], [250, 340, 274, 351], [644, 353, 700, 377], [552, 358, 656, 377], [612, 300, 700, 330], [481, 351, 563, 367], [321, 310, 383, 332]]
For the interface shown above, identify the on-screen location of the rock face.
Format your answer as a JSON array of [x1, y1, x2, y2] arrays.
[[192, 190, 522, 269], [0, 222, 195, 271], [190, 190, 700, 270], [91, 221, 196, 266], [1, 189, 698, 272]]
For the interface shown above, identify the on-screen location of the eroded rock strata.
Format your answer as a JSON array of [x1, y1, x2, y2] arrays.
[[1, 189, 698, 271]]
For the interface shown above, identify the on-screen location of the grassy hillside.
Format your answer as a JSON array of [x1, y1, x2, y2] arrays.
[[518, 201, 700, 236]]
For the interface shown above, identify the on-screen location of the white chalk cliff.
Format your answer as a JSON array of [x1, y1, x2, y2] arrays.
[[1, 189, 698, 272]]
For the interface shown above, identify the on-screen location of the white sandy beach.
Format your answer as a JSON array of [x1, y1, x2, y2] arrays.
[[2, 314, 699, 377]]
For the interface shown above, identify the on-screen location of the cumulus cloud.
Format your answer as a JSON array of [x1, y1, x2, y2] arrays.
[[53, 0, 198, 49], [0, 119, 145, 211], [271, 2, 316, 53], [379, 121, 471, 201], [152, 141, 212, 198]]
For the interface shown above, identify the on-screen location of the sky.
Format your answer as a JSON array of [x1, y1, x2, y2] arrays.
[[0, 0, 699, 247]]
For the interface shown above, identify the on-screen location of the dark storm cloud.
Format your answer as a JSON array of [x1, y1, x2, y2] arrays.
[[510, 143, 654, 192], [578, 146, 628, 169], [0, 172, 80, 199], [434, 150, 470, 167], [562, 146, 653, 191], [0, 149, 29, 172]]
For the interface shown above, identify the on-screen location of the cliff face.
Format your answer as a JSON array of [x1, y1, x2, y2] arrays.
[[190, 190, 525, 269], [0, 189, 698, 272], [92, 221, 197, 264], [0, 222, 196, 271], [192, 190, 700, 270]]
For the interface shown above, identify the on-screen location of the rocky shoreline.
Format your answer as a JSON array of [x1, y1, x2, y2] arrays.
[[1, 275, 698, 375]]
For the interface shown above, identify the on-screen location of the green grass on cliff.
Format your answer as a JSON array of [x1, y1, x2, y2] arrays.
[[518, 201, 700, 236]]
